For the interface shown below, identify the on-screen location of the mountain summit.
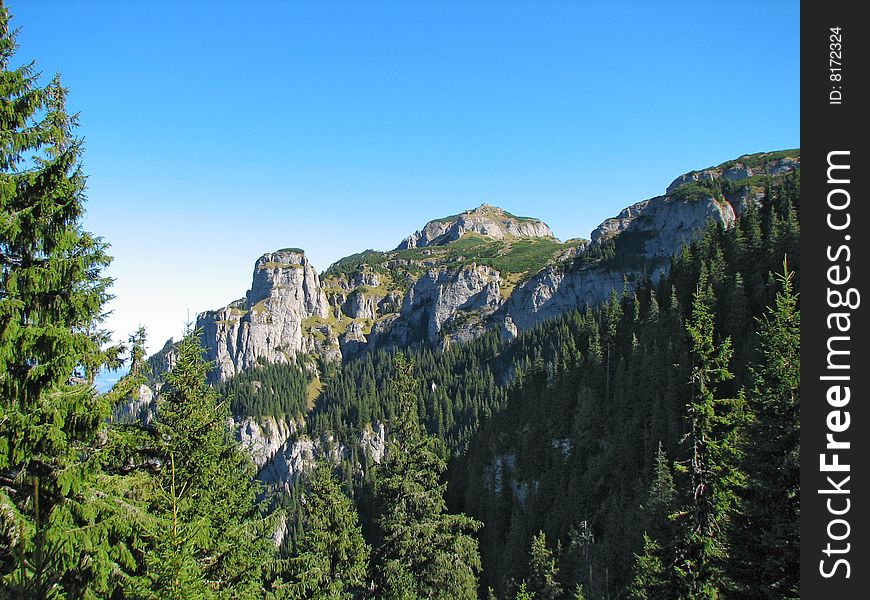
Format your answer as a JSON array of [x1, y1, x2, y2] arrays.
[[395, 203, 556, 250]]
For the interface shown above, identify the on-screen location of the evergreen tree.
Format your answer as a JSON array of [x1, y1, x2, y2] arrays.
[[146, 332, 272, 598], [526, 531, 562, 600], [671, 289, 746, 598], [514, 582, 536, 600], [143, 451, 213, 600], [628, 534, 667, 600], [629, 443, 676, 599], [277, 460, 369, 600], [645, 442, 676, 541], [0, 5, 138, 595], [374, 353, 482, 600], [733, 263, 800, 598]]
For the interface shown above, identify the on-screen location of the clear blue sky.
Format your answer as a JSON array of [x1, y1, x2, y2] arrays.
[[9, 0, 799, 353]]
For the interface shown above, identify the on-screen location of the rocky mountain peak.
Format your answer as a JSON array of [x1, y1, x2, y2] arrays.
[[395, 204, 556, 250]]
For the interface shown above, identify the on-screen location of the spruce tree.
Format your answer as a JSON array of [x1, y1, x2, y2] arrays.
[[733, 263, 800, 598], [645, 442, 676, 541], [514, 582, 536, 600], [628, 534, 668, 600], [278, 460, 369, 600], [374, 353, 482, 600], [146, 332, 272, 598], [0, 4, 139, 595], [671, 289, 746, 598], [629, 443, 676, 600]]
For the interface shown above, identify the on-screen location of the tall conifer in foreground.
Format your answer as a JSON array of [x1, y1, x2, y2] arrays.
[[526, 531, 563, 600], [671, 288, 746, 599], [732, 263, 800, 598], [628, 443, 676, 600], [374, 353, 482, 599], [0, 3, 142, 596]]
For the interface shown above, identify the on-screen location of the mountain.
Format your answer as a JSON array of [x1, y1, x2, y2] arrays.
[[150, 150, 798, 382], [395, 203, 556, 249]]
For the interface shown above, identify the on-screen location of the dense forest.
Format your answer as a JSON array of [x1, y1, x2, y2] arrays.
[[295, 168, 800, 599], [0, 4, 799, 599]]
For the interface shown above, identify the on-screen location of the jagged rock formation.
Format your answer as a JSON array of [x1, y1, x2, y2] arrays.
[[503, 190, 737, 331], [396, 203, 555, 249], [257, 421, 387, 493], [196, 250, 331, 381], [154, 150, 799, 383], [236, 415, 304, 469], [111, 384, 156, 424]]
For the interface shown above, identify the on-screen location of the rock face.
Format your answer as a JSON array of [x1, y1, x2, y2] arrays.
[[235, 415, 303, 469], [112, 384, 156, 424], [590, 195, 736, 254], [154, 150, 799, 383], [503, 264, 632, 332], [504, 193, 735, 331], [257, 422, 387, 493], [196, 250, 329, 381], [389, 264, 502, 345], [395, 204, 555, 250]]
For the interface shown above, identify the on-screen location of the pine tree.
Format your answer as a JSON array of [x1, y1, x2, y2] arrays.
[[526, 531, 562, 600], [278, 460, 370, 600], [671, 289, 746, 598], [733, 263, 800, 598], [146, 332, 272, 598], [0, 4, 137, 595], [374, 353, 482, 600]]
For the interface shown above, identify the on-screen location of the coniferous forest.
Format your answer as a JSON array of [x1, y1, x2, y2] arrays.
[[1, 5, 799, 599]]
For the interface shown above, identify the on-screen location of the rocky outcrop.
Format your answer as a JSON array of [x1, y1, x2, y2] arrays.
[[235, 415, 303, 469], [504, 263, 633, 331], [338, 320, 369, 360], [342, 290, 378, 320], [396, 204, 555, 250], [506, 192, 735, 332], [407, 264, 501, 343], [360, 421, 387, 465], [197, 250, 329, 381], [590, 194, 736, 258], [258, 422, 387, 493], [112, 384, 156, 424]]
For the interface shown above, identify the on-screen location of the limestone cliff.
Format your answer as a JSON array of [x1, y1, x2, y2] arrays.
[[196, 249, 330, 381], [503, 191, 736, 331]]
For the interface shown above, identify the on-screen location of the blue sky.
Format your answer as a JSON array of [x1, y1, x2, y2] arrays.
[[9, 1, 799, 353]]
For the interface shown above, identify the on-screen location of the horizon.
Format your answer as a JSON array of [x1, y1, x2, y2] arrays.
[[9, 1, 799, 353]]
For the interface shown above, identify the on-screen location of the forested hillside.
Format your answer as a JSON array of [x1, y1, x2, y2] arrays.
[[295, 169, 800, 598]]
